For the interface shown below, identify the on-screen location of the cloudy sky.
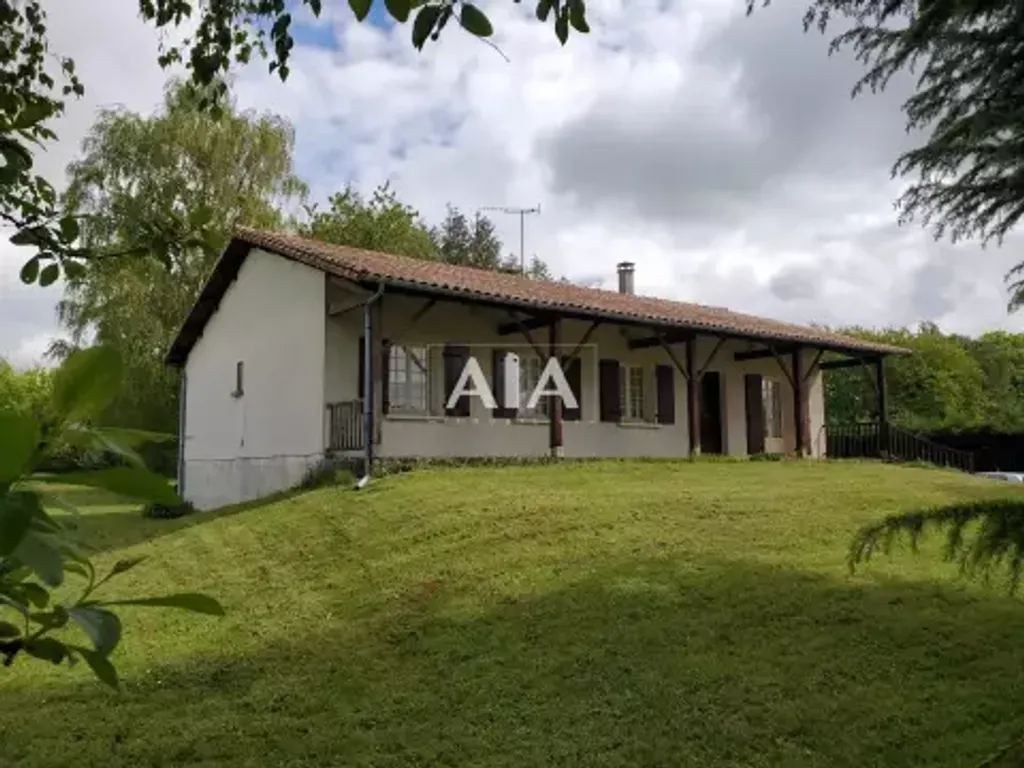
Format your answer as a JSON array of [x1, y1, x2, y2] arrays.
[[2, 0, 1022, 368]]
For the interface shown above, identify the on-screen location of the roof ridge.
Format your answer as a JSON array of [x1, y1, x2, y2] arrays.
[[207, 225, 911, 362], [233, 225, 754, 317]]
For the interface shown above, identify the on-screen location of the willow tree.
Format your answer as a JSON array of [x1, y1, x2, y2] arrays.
[[54, 80, 307, 432]]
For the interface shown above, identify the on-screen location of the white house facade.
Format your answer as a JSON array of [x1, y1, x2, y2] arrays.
[[167, 228, 908, 510]]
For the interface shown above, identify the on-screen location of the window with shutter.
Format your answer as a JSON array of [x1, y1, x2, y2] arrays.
[[563, 357, 582, 421], [387, 344, 430, 414], [619, 364, 646, 421], [518, 355, 551, 419], [655, 365, 674, 424], [443, 344, 471, 417], [491, 349, 517, 419], [598, 359, 621, 422]]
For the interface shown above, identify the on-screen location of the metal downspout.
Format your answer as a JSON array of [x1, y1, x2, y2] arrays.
[[361, 284, 385, 485]]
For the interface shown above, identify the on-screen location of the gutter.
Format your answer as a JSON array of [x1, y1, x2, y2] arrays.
[[358, 283, 385, 488]]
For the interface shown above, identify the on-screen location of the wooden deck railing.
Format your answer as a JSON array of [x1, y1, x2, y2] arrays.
[[326, 400, 364, 452], [826, 421, 976, 473]]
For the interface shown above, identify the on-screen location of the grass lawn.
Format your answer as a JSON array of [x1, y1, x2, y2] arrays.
[[4, 460, 1024, 767]]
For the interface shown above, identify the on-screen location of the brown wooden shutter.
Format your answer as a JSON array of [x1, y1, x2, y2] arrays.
[[381, 339, 391, 415], [745, 373, 765, 455], [655, 364, 675, 425], [563, 357, 582, 421], [598, 359, 621, 422], [491, 349, 516, 419], [444, 344, 471, 417], [358, 336, 365, 399]]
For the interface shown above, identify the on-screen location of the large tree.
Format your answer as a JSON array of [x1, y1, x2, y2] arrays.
[[785, 0, 1024, 287], [53, 80, 306, 432], [302, 183, 437, 260], [302, 183, 558, 278]]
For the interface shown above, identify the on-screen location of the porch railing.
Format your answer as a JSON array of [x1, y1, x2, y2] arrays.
[[327, 400, 364, 452], [826, 421, 976, 473]]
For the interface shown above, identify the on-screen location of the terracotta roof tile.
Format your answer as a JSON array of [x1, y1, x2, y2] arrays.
[[165, 226, 909, 366], [232, 226, 908, 357]]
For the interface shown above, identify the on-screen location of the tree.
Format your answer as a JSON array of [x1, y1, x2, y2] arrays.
[[138, 0, 592, 105], [431, 205, 504, 270], [757, 0, 1024, 306], [53, 80, 306, 432], [1, 0, 90, 286], [302, 183, 437, 260]]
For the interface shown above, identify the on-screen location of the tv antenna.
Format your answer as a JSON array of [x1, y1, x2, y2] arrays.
[[480, 204, 541, 275]]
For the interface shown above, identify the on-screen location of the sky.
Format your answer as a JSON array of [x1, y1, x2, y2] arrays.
[[2, 0, 1023, 368]]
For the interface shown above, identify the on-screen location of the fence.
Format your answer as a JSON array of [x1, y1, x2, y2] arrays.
[[326, 400, 364, 452], [827, 421, 976, 473]]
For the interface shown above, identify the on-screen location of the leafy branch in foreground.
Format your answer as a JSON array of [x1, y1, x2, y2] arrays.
[[139, 0, 590, 103], [848, 498, 1024, 592], [0, 346, 224, 688]]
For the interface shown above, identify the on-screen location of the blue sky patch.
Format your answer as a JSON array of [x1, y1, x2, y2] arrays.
[[287, 1, 398, 50]]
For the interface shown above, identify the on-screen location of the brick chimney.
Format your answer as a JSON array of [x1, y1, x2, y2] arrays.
[[617, 262, 635, 294]]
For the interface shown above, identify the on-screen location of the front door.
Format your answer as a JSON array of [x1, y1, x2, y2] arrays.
[[699, 372, 724, 454]]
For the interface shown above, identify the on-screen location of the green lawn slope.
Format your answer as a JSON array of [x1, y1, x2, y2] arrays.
[[4, 461, 1024, 767]]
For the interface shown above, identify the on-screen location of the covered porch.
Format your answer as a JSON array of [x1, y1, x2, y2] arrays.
[[322, 267, 904, 467]]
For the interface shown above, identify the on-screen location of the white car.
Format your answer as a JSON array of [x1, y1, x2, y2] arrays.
[[975, 472, 1024, 483]]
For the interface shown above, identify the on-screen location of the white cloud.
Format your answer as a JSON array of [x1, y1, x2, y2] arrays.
[[3, 0, 1023, 367]]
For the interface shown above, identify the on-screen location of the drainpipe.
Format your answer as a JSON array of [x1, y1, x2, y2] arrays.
[[360, 283, 385, 485]]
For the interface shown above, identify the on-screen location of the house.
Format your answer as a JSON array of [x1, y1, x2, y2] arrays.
[[165, 227, 909, 510]]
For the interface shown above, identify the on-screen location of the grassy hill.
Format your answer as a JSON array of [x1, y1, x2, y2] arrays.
[[4, 460, 1024, 767]]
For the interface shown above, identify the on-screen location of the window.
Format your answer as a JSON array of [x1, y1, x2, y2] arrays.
[[619, 364, 646, 421], [762, 377, 783, 438], [517, 354, 550, 419], [232, 361, 244, 398], [389, 345, 430, 414]]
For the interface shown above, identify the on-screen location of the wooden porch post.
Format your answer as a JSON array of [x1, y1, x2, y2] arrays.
[[791, 347, 806, 456], [876, 357, 889, 455], [686, 337, 700, 456], [549, 318, 564, 458]]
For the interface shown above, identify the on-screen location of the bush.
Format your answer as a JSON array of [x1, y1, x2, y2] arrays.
[[143, 500, 195, 519]]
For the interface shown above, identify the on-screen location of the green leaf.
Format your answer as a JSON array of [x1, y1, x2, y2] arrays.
[[51, 346, 122, 424], [568, 0, 589, 33], [0, 139, 33, 172], [19, 256, 39, 285], [0, 410, 39, 484], [0, 621, 20, 639], [68, 606, 122, 656], [12, 529, 64, 587], [0, 492, 39, 556], [555, 11, 569, 44], [536, 0, 555, 21], [412, 5, 441, 49], [109, 556, 146, 579], [24, 637, 67, 665], [10, 226, 48, 247], [58, 215, 80, 244], [308, 0, 322, 14], [62, 260, 87, 280], [349, 0, 372, 20], [17, 582, 50, 609], [35, 467, 177, 505], [460, 3, 493, 36], [69, 645, 120, 689], [99, 593, 225, 616], [385, 0, 411, 22], [39, 263, 60, 287]]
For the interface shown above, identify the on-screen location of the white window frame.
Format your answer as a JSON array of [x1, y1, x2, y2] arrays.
[[517, 354, 550, 419], [620, 364, 646, 422], [762, 377, 784, 439], [388, 344, 431, 415]]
